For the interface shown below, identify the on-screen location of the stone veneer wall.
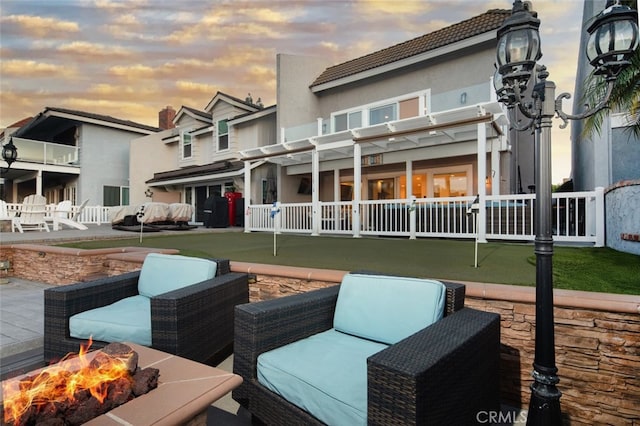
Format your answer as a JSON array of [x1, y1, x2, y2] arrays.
[[1, 246, 638, 424], [0, 244, 178, 284]]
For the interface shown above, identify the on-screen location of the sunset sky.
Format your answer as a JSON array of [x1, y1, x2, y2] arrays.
[[1, 0, 590, 183]]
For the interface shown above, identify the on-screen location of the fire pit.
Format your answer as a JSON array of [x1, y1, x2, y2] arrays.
[[2, 343, 242, 425]]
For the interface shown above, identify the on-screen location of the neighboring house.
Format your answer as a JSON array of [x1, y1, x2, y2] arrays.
[[570, 0, 640, 255], [571, 0, 640, 191], [130, 92, 276, 222], [0, 107, 158, 206]]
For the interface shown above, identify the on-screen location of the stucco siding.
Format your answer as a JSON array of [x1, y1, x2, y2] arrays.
[[311, 47, 495, 122], [611, 128, 640, 183], [276, 54, 332, 134], [129, 130, 179, 205], [78, 123, 141, 206]]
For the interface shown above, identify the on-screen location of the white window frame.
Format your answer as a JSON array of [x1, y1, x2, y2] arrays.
[[426, 165, 473, 198], [330, 89, 430, 133], [217, 119, 229, 152], [181, 130, 193, 159]]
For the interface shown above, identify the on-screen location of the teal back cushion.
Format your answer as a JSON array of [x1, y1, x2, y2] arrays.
[[333, 273, 446, 344], [138, 253, 217, 297]]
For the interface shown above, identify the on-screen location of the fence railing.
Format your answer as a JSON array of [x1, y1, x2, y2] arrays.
[[3, 190, 604, 245], [5, 203, 113, 226], [245, 190, 604, 245]]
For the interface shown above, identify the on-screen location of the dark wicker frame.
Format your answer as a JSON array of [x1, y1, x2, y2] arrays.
[[44, 259, 248, 365], [233, 278, 500, 425]]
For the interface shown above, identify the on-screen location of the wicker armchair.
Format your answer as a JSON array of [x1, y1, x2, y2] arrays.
[[44, 258, 248, 365], [233, 277, 500, 425]]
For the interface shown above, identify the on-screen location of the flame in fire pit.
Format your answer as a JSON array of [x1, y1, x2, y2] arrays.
[[3, 339, 133, 425]]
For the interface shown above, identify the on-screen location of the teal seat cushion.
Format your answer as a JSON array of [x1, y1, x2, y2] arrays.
[[334, 273, 446, 344], [69, 295, 151, 346], [258, 329, 388, 426], [137, 253, 217, 298]]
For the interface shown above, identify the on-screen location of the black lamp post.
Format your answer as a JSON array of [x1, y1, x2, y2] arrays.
[[1, 137, 19, 201], [494, 1, 638, 425]]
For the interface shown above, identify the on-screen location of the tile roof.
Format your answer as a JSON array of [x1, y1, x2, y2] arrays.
[[310, 9, 510, 88]]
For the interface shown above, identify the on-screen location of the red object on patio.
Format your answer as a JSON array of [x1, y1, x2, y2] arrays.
[[225, 192, 242, 227]]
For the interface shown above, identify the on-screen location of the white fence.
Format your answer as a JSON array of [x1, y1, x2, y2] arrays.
[[3, 190, 605, 245], [246, 190, 605, 245], [6, 203, 113, 226]]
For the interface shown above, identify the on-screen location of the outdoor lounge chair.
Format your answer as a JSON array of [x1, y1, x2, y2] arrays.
[[45, 200, 89, 231], [14, 194, 49, 232], [44, 254, 249, 365], [0, 200, 20, 232], [233, 272, 500, 425]]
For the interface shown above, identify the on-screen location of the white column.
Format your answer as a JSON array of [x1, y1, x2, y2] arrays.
[[477, 123, 487, 243], [406, 160, 416, 239], [334, 169, 340, 230], [36, 169, 43, 196], [311, 149, 320, 236], [353, 143, 361, 238], [491, 139, 500, 195], [244, 161, 252, 233]]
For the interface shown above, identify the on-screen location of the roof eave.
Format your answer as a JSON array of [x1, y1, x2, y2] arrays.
[[311, 32, 496, 93]]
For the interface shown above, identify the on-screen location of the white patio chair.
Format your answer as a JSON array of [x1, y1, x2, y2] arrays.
[[15, 194, 50, 232], [0, 200, 20, 233], [47, 199, 89, 230]]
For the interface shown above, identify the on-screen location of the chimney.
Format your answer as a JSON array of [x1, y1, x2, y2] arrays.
[[158, 106, 176, 130]]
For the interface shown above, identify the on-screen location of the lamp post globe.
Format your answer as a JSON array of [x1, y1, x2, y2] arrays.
[[586, 1, 639, 78], [496, 0, 542, 90], [2, 138, 18, 169]]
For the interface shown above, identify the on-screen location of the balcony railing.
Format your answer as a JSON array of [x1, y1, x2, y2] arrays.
[[11, 137, 79, 166], [281, 82, 493, 143]]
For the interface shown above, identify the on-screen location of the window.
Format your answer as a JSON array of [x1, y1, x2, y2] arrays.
[[333, 111, 362, 132], [369, 104, 397, 125], [181, 131, 192, 159], [217, 119, 229, 151], [433, 172, 468, 197], [103, 186, 129, 206], [367, 178, 394, 200]]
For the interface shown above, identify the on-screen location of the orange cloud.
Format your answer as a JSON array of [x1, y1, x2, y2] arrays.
[[1, 60, 77, 78], [109, 64, 156, 79], [1, 14, 79, 37], [57, 41, 132, 57]]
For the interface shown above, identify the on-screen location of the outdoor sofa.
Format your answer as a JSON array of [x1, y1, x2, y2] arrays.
[[44, 254, 248, 365], [233, 272, 501, 425]]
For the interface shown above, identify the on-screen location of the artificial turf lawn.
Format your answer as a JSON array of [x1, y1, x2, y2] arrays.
[[59, 232, 640, 295]]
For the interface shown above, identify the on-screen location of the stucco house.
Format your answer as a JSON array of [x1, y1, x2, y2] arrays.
[[130, 92, 276, 222], [1, 107, 158, 207], [237, 8, 528, 239], [130, 9, 518, 233], [569, 0, 640, 255]]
